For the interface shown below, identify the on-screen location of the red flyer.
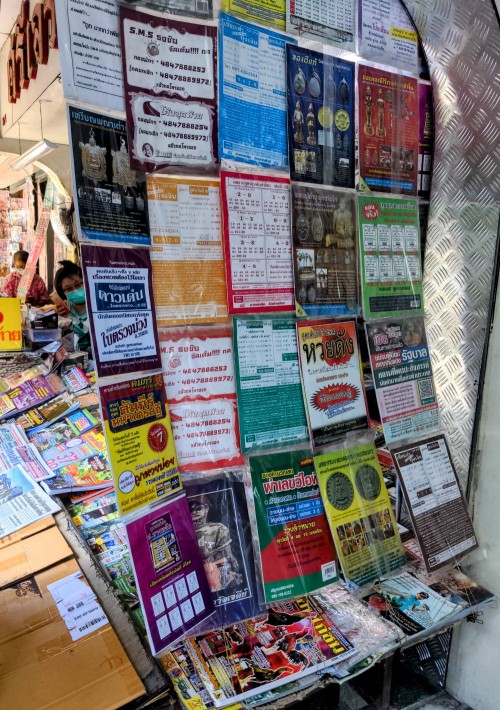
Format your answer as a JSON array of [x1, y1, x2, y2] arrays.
[[358, 65, 419, 195], [159, 326, 244, 473], [221, 171, 294, 314]]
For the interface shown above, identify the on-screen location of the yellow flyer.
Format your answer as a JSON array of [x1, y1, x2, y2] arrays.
[[314, 442, 405, 588], [0, 298, 22, 350], [147, 176, 228, 326], [221, 0, 286, 30], [100, 374, 182, 517]]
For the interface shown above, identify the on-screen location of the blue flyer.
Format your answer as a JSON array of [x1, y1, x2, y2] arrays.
[[219, 14, 295, 170], [287, 45, 355, 188]]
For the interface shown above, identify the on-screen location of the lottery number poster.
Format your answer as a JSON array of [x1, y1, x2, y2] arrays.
[[221, 171, 295, 314], [358, 65, 419, 195], [297, 319, 368, 449], [287, 45, 355, 188], [292, 184, 358, 317]]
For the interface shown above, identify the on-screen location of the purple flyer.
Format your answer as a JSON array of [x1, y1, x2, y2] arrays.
[[81, 244, 162, 378], [125, 494, 214, 656]]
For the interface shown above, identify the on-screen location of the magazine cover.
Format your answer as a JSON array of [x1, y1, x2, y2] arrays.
[[0, 464, 60, 538], [250, 449, 338, 603], [68, 105, 149, 245], [297, 319, 367, 448], [233, 317, 308, 453], [159, 326, 243, 472], [185, 596, 355, 707], [358, 65, 418, 195], [40, 428, 107, 470], [21, 392, 80, 433], [41, 454, 112, 494], [358, 196, 423, 319], [81, 243, 162, 378], [99, 374, 181, 517], [287, 45, 355, 187], [120, 5, 218, 173], [0, 373, 64, 419], [364, 571, 462, 636], [315, 441, 406, 588], [366, 317, 440, 444], [292, 185, 358, 317], [125, 494, 215, 656], [221, 171, 294, 314], [185, 473, 263, 628], [391, 435, 478, 572]]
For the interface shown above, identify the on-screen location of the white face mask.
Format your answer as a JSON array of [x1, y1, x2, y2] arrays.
[[15, 267, 25, 275]]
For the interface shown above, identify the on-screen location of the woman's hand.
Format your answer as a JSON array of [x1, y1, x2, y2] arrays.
[[54, 300, 70, 317]]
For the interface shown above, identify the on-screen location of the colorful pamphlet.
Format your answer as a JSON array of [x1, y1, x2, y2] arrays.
[[159, 327, 243, 472], [250, 448, 338, 603], [358, 65, 419, 195], [234, 317, 308, 452], [391, 435, 478, 572], [358, 196, 423, 319], [292, 185, 358, 317], [287, 45, 355, 188], [315, 441, 406, 588], [125, 494, 215, 656], [221, 171, 294, 314], [366, 317, 440, 444], [147, 176, 228, 326], [99, 374, 181, 517], [297, 319, 367, 448], [185, 473, 263, 628]]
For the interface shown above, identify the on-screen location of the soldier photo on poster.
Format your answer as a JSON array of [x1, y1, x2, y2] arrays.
[[68, 106, 150, 246]]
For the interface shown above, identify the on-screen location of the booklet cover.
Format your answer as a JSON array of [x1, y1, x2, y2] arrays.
[[250, 449, 338, 603], [185, 473, 263, 628], [366, 317, 440, 444], [125, 494, 215, 656], [233, 317, 308, 453], [297, 319, 367, 448], [315, 442, 406, 588]]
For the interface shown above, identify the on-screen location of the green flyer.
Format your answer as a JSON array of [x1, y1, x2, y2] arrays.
[[234, 318, 308, 452], [358, 196, 423, 319], [250, 449, 338, 603]]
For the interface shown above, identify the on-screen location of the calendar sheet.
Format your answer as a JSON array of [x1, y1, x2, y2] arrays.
[[391, 435, 478, 572], [221, 171, 294, 314]]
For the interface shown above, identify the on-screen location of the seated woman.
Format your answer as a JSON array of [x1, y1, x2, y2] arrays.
[[53, 260, 92, 357], [1, 250, 51, 306]]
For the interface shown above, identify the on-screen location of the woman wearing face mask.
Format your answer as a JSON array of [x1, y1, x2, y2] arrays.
[[1, 250, 51, 305], [53, 260, 92, 357]]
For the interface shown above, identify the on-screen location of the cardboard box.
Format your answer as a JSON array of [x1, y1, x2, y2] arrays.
[[0, 557, 145, 709], [0, 517, 55, 550], [0, 524, 73, 589]]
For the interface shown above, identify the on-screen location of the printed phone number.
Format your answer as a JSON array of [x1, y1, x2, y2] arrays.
[[164, 121, 209, 130], [183, 366, 228, 374], [163, 133, 209, 141], [181, 376, 233, 384], [159, 73, 211, 85], [161, 62, 207, 73]]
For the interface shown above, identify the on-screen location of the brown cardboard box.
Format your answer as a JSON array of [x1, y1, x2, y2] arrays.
[[0, 557, 145, 709], [0, 524, 73, 588], [0, 516, 55, 550]]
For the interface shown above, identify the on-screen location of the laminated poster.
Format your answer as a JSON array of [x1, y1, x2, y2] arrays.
[[0, 464, 60, 538], [147, 176, 227, 326], [250, 448, 338, 603], [366, 316, 440, 444], [81, 244, 162, 378], [221, 171, 294, 314], [68, 106, 150, 246], [55, 0, 125, 112], [286, 0, 355, 49], [297, 320, 367, 449], [358, 195, 423, 319], [391, 435, 478, 572], [120, 5, 218, 172], [233, 317, 308, 452], [287, 45, 355, 188], [359, 0, 419, 73], [219, 14, 295, 169], [292, 185, 358, 317], [185, 474, 263, 628], [99, 374, 182, 518], [315, 442, 406, 588], [221, 0, 286, 29], [418, 82, 433, 198], [125, 494, 215, 656], [358, 65, 419, 195], [159, 327, 244, 472]]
